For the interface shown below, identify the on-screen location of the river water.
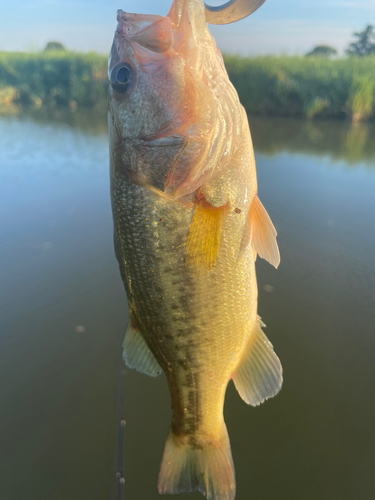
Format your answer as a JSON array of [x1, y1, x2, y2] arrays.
[[0, 112, 374, 500]]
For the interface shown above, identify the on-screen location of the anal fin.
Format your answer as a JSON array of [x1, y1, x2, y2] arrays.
[[233, 317, 283, 406], [122, 320, 162, 377]]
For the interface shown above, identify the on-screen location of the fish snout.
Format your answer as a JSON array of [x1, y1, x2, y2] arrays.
[[116, 9, 173, 54], [116, 10, 150, 38], [116, 10, 160, 36]]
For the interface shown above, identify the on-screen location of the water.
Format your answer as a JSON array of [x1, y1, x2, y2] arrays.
[[0, 113, 374, 500]]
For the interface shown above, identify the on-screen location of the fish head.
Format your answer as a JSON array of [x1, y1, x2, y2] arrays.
[[109, 1, 244, 200], [109, 9, 176, 137]]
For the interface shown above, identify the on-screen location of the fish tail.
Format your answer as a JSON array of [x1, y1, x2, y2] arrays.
[[158, 423, 235, 500]]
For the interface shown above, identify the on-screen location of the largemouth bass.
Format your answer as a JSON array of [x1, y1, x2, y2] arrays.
[[109, 1, 282, 499]]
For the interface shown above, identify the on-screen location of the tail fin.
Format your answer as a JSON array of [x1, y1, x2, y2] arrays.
[[158, 424, 235, 500]]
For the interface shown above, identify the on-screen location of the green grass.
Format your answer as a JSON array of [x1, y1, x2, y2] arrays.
[[346, 76, 375, 121], [224, 54, 375, 121], [1, 51, 375, 121], [0, 51, 107, 108]]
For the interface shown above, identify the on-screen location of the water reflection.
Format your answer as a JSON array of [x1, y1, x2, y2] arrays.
[[0, 113, 374, 500], [250, 116, 375, 167], [3, 108, 375, 166], [0, 106, 108, 136]]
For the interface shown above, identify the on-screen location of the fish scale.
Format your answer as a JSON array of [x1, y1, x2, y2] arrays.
[[112, 166, 256, 434]]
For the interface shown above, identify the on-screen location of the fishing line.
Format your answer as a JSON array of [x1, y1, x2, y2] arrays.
[[113, 351, 127, 500]]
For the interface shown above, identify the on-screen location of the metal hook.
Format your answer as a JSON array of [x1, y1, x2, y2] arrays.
[[204, 0, 266, 25]]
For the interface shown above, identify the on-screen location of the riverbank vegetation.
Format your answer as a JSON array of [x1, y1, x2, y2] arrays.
[[225, 55, 375, 122], [0, 51, 107, 112], [1, 50, 375, 122]]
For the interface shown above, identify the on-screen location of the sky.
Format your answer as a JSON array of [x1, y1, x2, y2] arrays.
[[0, 0, 374, 55]]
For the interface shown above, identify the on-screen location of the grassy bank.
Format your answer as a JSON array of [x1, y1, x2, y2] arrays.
[[225, 55, 375, 121], [0, 51, 107, 111], [1, 51, 375, 121]]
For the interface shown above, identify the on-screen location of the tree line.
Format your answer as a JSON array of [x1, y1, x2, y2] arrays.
[[43, 24, 375, 60], [306, 24, 375, 58]]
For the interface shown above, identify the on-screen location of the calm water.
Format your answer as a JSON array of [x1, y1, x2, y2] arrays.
[[0, 113, 374, 500]]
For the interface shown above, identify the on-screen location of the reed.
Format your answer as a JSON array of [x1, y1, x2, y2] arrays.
[[223, 54, 375, 121], [1, 51, 375, 121], [0, 51, 108, 109]]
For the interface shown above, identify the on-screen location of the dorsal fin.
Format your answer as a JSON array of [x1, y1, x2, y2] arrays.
[[241, 194, 280, 269]]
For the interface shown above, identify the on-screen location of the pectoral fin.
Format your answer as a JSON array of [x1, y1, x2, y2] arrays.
[[186, 198, 228, 270], [122, 320, 162, 377], [241, 194, 280, 269], [232, 317, 283, 406]]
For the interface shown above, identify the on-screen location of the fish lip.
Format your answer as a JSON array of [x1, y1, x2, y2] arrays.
[[116, 9, 164, 38], [116, 9, 128, 23], [116, 9, 148, 24], [115, 9, 173, 56], [115, 12, 134, 39]]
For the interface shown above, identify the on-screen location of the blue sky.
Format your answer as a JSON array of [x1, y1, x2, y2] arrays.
[[0, 0, 374, 55]]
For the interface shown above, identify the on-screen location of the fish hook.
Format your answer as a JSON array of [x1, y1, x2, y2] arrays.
[[204, 0, 266, 25]]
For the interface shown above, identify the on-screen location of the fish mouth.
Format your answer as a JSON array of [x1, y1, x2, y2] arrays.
[[140, 135, 186, 147], [109, 9, 175, 98], [115, 9, 173, 53], [116, 10, 162, 37]]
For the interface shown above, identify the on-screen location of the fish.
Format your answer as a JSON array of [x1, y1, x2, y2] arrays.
[[108, 1, 282, 499]]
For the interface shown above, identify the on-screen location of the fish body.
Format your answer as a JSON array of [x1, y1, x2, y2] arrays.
[[109, 1, 282, 499]]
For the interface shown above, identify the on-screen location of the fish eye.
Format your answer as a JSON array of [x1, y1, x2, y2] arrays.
[[110, 63, 134, 94]]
